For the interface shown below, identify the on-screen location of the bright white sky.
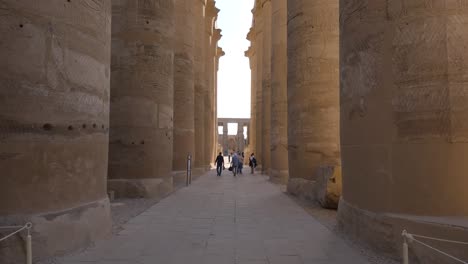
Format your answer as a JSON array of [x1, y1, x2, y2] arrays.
[[216, 0, 254, 119]]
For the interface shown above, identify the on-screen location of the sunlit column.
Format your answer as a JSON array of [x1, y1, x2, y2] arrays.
[[270, 0, 288, 184], [287, 0, 340, 194]]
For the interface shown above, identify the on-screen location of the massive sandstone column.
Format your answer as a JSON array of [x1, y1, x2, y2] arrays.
[[270, 0, 288, 184], [212, 30, 223, 161], [109, 1, 174, 198], [194, 0, 206, 173], [173, 0, 195, 185], [0, 1, 111, 261], [204, 1, 217, 168], [339, 1, 468, 261], [246, 28, 257, 159], [287, 1, 340, 197], [253, 3, 264, 167], [261, 0, 272, 175]]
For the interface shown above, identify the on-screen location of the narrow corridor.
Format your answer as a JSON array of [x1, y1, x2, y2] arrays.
[[60, 171, 369, 264]]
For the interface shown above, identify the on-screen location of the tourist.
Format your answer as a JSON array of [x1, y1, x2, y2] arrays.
[[215, 152, 224, 176], [249, 153, 257, 174], [231, 152, 239, 176]]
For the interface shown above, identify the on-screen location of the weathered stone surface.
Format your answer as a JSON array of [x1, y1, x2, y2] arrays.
[[173, 0, 195, 177], [338, 199, 468, 263], [204, 1, 219, 169], [246, 28, 257, 158], [270, 0, 289, 184], [193, 0, 206, 170], [287, 178, 316, 201], [287, 0, 340, 195], [261, 0, 272, 175], [316, 166, 342, 209], [108, 0, 175, 198], [339, 1, 468, 262], [253, 4, 264, 167], [0, 0, 112, 261]]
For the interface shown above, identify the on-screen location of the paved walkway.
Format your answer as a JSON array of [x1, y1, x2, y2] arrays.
[[61, 170, 370, 264]]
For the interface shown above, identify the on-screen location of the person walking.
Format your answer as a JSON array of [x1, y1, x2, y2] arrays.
[[238, 152, 244, 175], [215, 152, 224, 176], [231, 152, 239, 176], [249, 153, 257, 174]]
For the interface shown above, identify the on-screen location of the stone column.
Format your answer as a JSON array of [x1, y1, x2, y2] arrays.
[[222, 122, 228, 155], [0, 1, 111, 261], [204, 1, 216, 169], [109, 1, 175, 198], [270, 0, 288, 184], [194, 0, 206, 173], [212, 29, 222, 166], [237, 123, 245, 152], [253, 3, 264, 169], [287, 1, 340, 197], [173, 0, 195, 185], [246, 28, 257, 157], [339, 1, 468, 260], [261, 0, 272, 175]]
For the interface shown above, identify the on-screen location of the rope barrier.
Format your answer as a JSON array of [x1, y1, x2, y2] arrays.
[[402, 230, 468, 264], [0, 222, 33, 264]]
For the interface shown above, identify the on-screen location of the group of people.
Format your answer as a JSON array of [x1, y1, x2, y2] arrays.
[[215, 151, 257, 177]]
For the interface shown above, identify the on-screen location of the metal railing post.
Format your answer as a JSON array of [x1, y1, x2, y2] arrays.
[[186, 153, 192, 186], [402, 230, 409, 264]]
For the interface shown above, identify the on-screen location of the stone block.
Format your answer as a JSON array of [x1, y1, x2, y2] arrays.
[[315, 166, 342, 209], [287, 178, 316, 201], [108, 178, 173, 199]]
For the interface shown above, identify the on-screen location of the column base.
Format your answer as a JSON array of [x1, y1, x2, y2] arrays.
[[108, 177, 173, 199], [338, 198, 468, 264], [269, 169, 289, 185], [172, 170, 188, 189], [287, 178, 316, 200], [0, 198, 111, 263]]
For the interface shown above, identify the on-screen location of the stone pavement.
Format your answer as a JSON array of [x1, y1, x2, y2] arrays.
[[60, 170, 370, 264]]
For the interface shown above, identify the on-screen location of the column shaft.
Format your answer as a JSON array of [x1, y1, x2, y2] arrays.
[[254, 5, 264, 168], [270, 0, 288, 184], [287, 1, 340, 192], [261, 0, 272, 175], [173, 0, 195, 184], [0, 1, 112, 260], [109, 1, 175, 198], [194, 0, 206, 172], [339, 1, 468, 259]]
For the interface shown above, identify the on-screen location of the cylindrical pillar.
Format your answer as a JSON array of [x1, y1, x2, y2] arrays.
[[253, 4, 264, 169], [270, 0, 289, 184], [204, 1, 217, 169], [194, 0, 206, 173], [237, 123, 245, 152], [339, 0, 468, 259], [0, 1, 112, 261], [261, 0, 272, 175], [109, 0, 175, 198], [222, 122, 228, 155], [246, 29, 257, 158], [287, 1, 340, 194], [173, 0, 195, 185]]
